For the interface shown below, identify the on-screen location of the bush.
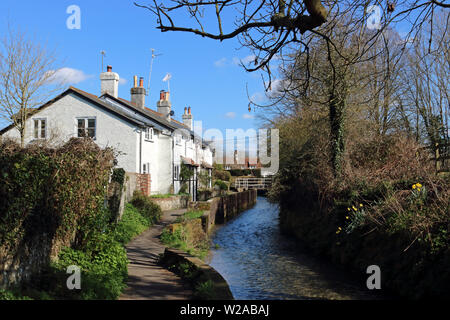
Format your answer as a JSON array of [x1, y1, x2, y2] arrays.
[[130, 191, 162, 224], [0, 138, 115, 287], [213, 169, 231, 182], [214, 180, 228, 191]]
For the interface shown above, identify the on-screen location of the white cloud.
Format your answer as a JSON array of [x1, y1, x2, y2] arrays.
[[243, 113, 254, 119], [232, 55, 256, 66], [214, 58, 227, 67], [48, 67, 92, 84], [215, 55, 257, 68], [250, 92, 266, 103], [225, 112, 236, 119], [119, 78, 127, 85]]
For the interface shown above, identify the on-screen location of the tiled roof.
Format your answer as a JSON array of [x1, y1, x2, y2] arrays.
[[102, 93, 190, 132], [181, 156, 199, 167]]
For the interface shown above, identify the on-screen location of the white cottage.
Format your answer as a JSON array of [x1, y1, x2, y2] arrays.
[[0, 66, 213, 199]]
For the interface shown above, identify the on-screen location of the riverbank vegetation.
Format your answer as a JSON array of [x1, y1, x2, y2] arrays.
[[160, 210, 210, 260], [265, 13, 449, 299]]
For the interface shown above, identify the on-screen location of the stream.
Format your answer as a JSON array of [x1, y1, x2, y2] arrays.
[[207, 196, 386, 300]]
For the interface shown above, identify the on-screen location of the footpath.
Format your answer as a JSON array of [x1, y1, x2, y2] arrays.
[[119, 209, 193, 300]]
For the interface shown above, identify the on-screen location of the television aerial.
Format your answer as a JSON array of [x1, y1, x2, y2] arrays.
[[147, 48, 163, 96], [100, 50, 106, 72]]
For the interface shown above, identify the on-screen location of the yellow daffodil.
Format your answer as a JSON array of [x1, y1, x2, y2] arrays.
[[347, 207, 351, 211], [412, 184, 416, 189], [352, 206, 357, 211], [346, 216, 349, 220], [360, 203, 363, 207], [417, 183, 422, 188], [338, 227, 342, 230]]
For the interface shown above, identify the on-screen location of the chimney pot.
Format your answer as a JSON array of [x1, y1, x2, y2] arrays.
[[184, 107, 187, 114], [160, 90, 165, 101], [131, 77, 146, 109], [107, 65, 112, 72], [188, 107, 191, 115]]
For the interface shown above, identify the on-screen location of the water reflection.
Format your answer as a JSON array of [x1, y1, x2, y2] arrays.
[[207, 197, 384, 300]]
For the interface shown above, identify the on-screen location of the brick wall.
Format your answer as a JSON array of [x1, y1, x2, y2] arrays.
[[137, 173, 151, 196]]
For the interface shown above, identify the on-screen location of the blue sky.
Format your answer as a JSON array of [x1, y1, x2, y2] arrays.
[[0, 0, 267, 134]]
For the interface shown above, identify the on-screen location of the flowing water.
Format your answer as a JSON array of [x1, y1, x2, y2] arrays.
[[207, 196, 385, 300]]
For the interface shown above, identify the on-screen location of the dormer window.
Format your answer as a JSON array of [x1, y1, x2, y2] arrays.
[[145, 127, 154, 141]]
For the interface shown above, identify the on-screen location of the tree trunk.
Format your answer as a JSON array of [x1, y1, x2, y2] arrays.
[[329, 93, 346, 176]]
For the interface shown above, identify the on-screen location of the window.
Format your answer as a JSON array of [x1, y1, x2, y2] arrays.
[[176, 134, 182, 145], [143, 163, 150, 174], [77, 118, 96, 139], [144, 127, 154, 141], [174, 165, 179, 180], [33, 119, 47, 139]]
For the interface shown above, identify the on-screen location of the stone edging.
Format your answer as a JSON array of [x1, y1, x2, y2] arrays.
[[160, 247, 234, 300]]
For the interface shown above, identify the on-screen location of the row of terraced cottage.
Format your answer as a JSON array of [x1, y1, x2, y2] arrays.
[[0, 66, 214, 200]]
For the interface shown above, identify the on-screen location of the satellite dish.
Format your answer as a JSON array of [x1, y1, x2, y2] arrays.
[[170, 110, 175, 116]]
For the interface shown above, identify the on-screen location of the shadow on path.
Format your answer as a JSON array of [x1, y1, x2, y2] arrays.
[[119, 209, 193, 300]]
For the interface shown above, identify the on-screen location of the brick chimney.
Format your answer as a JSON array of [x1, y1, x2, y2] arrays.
[[100, 65, 119, 98], [157, 90, 172, 120], [182, 106, 193, 130], [131, 76, 146, 109]]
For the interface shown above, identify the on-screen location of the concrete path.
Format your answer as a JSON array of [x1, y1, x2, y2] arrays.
[[119, 209, 193, 300]]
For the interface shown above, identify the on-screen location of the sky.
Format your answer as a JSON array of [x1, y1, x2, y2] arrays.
[[0, 0, 269, 137]]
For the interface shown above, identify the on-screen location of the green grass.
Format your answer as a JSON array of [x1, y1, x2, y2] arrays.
[[175, 210, 205, 223], [160, 227, 210, 260], [150, 193, 177, 198], [150, 193, 190, 198]]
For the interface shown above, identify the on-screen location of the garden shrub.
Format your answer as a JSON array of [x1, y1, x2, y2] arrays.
[[213, 168, 231, 181], [214, 180, 228, 191], [130, 191, 162, 224]]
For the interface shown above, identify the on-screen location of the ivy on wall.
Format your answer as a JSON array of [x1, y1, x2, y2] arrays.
[[0, 138, 115, 285]]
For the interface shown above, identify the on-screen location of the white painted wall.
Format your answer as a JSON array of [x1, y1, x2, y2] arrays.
[[1, 90, 215, 196], [140, 129, 173, 195], [2, 92, 139, 173]]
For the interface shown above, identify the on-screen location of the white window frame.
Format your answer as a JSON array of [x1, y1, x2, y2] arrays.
[[144, 127, 154, 142], [76, 117, 96, 139], [173, 164, 180, 180], [143, 162, 150, 174], [176, 134, 182, 146], [33, 118, 47, 140]]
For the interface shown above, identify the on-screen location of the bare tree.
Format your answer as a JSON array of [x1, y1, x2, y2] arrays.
[[400, 13, 450, 169], [0, 26, 62, 147], [136, 0, 449, 80]]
